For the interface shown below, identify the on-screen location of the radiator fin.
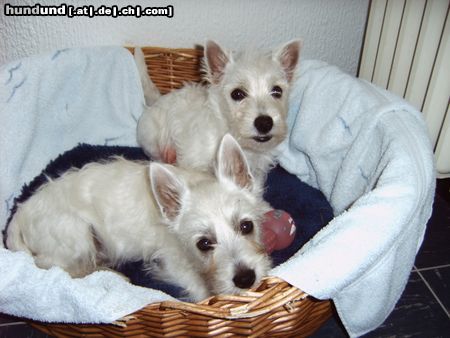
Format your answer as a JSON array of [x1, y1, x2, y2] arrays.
[[359, 0, 450, 177]]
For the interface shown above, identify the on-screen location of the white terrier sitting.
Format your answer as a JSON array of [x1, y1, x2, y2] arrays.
[[5, 134, 271, 301], [135, 40, 301, 184]]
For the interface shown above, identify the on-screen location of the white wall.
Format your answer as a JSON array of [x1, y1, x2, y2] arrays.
[[0, 0, 369, 75]]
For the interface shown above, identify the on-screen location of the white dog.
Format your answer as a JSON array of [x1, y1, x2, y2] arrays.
[[135, 40, 301, 184], [5, 134, 271, 301]]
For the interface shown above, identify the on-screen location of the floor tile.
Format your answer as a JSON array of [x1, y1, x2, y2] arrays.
[[436, 178, 450, 204], [419, 266, 450, 314], [363, 271, 450, 337], [0, 322, 50, 338], [311, 314, 347, 337], [313, 271, 450, 337], [415, 193, 450, 269], [0, 313, 23, 325]]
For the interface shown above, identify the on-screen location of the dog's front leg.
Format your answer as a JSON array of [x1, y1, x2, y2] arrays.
[[164, 253, 210, 302], [146, 248, 210, 302]]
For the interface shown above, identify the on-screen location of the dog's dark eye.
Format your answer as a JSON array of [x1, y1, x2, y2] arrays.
[[231, 88, 247, 101], [240, 220, 254, 235], [271, 86, 283, 99], [196, 237, 214, 251]]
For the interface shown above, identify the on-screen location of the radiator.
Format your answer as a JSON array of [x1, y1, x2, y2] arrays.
[[359, 0, 450, 178]]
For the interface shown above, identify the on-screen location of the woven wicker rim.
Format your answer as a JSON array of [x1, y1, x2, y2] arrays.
[[133, 46, 205, 94], [32, 277, 331, 337]]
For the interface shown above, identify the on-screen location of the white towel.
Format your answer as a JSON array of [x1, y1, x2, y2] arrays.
[[271, 60, 435, 337], [0, 47, 176, 323]]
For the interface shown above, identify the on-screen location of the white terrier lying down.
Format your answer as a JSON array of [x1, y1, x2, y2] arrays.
[[5, 134, 271, 302], [135, 40, 301, 184]]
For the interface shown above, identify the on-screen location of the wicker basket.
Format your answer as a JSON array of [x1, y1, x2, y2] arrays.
[[29, 46, 332, 337]]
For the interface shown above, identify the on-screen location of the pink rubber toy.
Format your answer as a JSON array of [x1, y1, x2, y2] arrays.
[[261, 210, 296, 254]]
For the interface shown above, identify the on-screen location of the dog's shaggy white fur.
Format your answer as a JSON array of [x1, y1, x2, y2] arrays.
[[135, 40, 301, 183], [6, 134, 271, 301]]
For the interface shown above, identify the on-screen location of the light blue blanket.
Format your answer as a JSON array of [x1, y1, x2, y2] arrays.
[[0, 47, 176, 323], [0, 48, 435, 337], [273, 60, 435, 337]]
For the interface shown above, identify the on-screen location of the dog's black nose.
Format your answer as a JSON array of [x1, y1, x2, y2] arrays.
[[233, 268, 256, 289], [254, 115, 273, 134]]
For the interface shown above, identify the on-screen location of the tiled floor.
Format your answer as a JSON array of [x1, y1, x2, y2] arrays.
[[364, 179, 450, 338], [1, 179, 449, 337]]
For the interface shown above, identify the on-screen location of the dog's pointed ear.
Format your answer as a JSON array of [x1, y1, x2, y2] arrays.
[[273, 39, 302, 83], [217, 134, 253, 190], [134, 47, 161, 106], [205, 40, 230, 84], [150, 163, 188, 222]]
